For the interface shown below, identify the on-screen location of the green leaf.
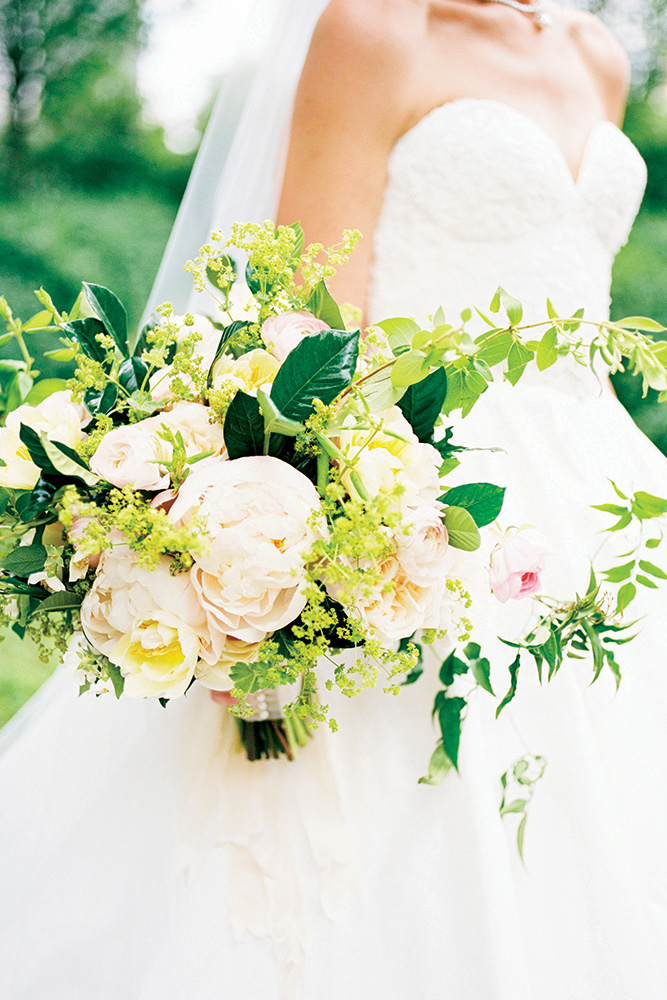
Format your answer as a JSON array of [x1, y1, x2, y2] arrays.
[[602, 559, 636, 583], [517, 814, 528, 862], [106, 661, 125, 699], [614, 316, 667, 333], [464, 642, 494, 695], [6, 371, 33, 413], [608, 480, 629, 501], [496, 652, 521, 717], [474, 330, 513, 367], [418, 742, 453, 786], [390, 349, 430, 388], [270, 329, 360, 422], [437, 696, 466, 772], [505, 342, 534, 386], [442, 505, 481, 551], [632, 492, 667, 519], [61, 317, 108, 364], [376, 317, 421, 355], [646, 537, 662, 549], [306, 280, 344, 329], [224, 391, 265, 459], [23, 310, 54, 331], [536, 328, 558, 371], [23, 379, 68, 406], [1, 544, 47, 577], [357, 369, 406, 412], [616, 581, 637, 613], [500, 799, 526, 816], [441, 482, 505, 527], [82, 282, 129, 356], [396, 368, 447, 442], [439, 650, 469, 687], [443, 368, 488, 416], [256, 389, 304, 438], [638, 559, 667, 580], [118, 357, 149, 394], [498, 287, 523, 325], [18, 425, 99, 486], [30, 591, 82, 616], [85, 382, 117, 417], [591, 503, 629, 516], [230, 661, 263, 695], [636, 574, 659, 589]]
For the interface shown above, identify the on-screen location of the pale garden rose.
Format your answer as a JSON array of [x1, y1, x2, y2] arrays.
[[195, 634, 264, 691], [90, 421, 171, 491], [396, 502, 450, 587], [168, 455, 323, 644], [260, 310, 329, 363], [209, 348, 280, 395], [336, 407, 441, 508], [0, 390, 84, 490], [155, 401, 225, 457], [67, 515, 103, 583], [90, 403, 224, 490], [149, 313, 222, 400], [488, 526, 551, 603], [80, 546, 210, 699]]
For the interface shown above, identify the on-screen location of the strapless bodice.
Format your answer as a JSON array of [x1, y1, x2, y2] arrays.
[[367, 99, 647, 330]]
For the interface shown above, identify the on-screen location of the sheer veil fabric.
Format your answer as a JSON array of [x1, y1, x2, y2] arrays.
[[144, 0, 331, 319]]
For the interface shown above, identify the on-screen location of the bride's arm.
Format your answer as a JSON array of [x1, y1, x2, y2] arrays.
[[276, 0, 419, 312]]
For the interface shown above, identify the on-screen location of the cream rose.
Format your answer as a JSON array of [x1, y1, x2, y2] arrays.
[[169, 455, 323, 643], [396, 502, 450, 586], [80, 546, 209, 699], [0, 390, 84, 490], [89, 421, 171, 491], [260, 310, 329, 363], [336, 407, 441, 507], [350, 554, 444, 641]]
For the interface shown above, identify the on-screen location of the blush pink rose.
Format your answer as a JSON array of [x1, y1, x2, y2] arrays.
[[488, 527, 551, 603], [260, 310, 330, 363]]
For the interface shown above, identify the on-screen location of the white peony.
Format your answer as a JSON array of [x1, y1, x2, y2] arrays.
[[80, 545, 209, 698], [169, 455, 323, 644], [0, 390, 84, 490]]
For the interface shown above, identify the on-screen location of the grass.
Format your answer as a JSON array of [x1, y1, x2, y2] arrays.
[[0, 630, 59, 729]]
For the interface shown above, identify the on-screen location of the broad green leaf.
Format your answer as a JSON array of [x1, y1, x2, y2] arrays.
[[498, 287, 523, 326], [636, 574, 659, 589], [418, 742, 453, 786], [61, 317, 108, 364], [85, 382, 117, 417], [256, 389, 304, 437], [106, 662, 125, 699], [1, 544, 47, 577], [464, 641, 494, 695], [270, 329, 359, 422], [616, 581, 637, 613], [82, 282, 129, 356], [474, 330, 513, 367], [500, 799, 526, 816], [615, 316, 667, 333], [496, 652, 521, 717], [224, 391, 265, 459], [505, 342, 534, 386], [14, 477, 59, 521], [357, 369, 406, 412], [23, 379, 68, 406], [442, 505, 481, 551], [437, 696, 466, 772], [397, 368, 448, 442], [230, 661, 263, 695], [390, 349, 430, 388], [441, 482, 505, 527], [646, 537, 662, 549], [443, 368, 488, 416], [439, 650, 469, 687], [6, 371, 33, 413], [536, 328, 558, 371], [306, 280, 344, 329], [119, 356, 150, 393], [376, 317, 421, 355], [43, 348, 76, 363], [546, 298, 558, 320], [592, 503, 629, 516], [23, 310, 54, 331], [18, 425, 99, 486], [30, 591, 82, 616], [0, 359, 26, 373]]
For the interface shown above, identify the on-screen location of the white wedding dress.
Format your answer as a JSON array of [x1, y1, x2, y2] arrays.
[[2, 99, 667, 1000]]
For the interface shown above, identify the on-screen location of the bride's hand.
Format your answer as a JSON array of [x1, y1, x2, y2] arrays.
[[210, 690, 237, 707]]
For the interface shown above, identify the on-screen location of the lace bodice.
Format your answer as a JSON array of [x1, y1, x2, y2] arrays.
[[367, 99, 647, 331]]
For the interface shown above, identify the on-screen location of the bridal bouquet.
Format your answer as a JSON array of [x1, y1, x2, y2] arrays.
[[1, 221, 667, 789]]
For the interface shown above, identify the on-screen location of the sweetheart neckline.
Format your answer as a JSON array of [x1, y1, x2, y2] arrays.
[[394, 97, 637, 188]]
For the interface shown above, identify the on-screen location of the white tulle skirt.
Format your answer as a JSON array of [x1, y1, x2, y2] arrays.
[[2, 374, 667, 1000]]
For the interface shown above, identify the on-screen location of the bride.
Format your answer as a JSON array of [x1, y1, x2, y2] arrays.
[[1, 1, 666, 998]]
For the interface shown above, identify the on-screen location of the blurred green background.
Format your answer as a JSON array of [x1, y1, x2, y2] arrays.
[[0, 0, 666, 726]]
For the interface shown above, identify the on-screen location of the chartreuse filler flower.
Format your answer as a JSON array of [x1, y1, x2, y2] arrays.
[[1, 221, 667, 805]]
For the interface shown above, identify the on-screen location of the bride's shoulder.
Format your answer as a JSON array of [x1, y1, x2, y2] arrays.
[[560, 8, 630, 121], [313, 0, 424, 55]]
